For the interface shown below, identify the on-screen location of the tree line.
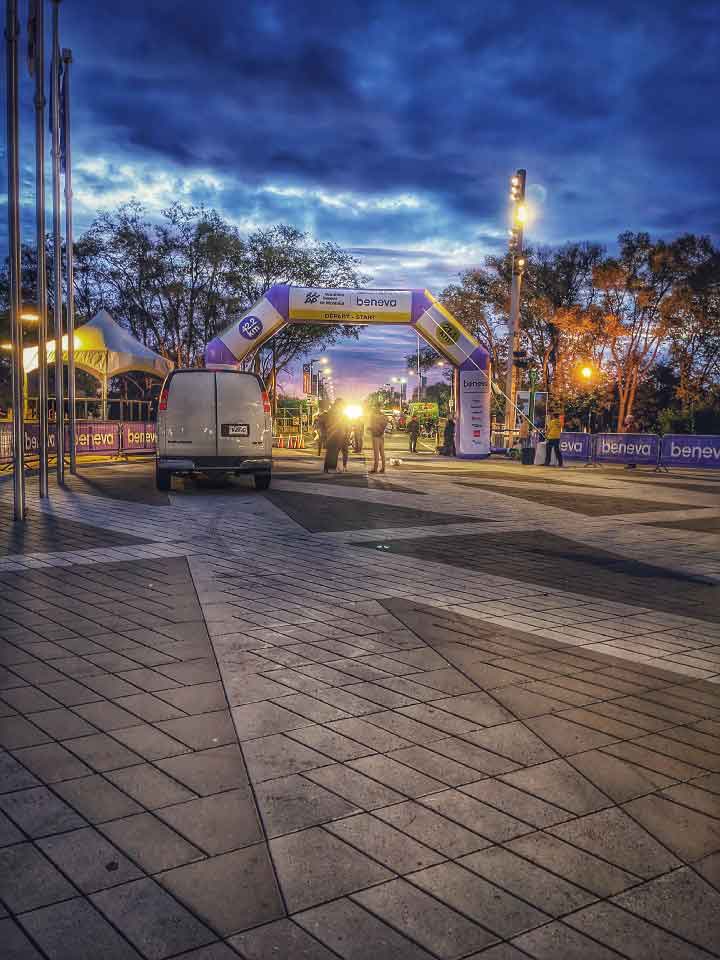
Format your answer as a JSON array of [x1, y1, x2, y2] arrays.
[[435, 232, 720, 432], [2, 201, 719, 432]]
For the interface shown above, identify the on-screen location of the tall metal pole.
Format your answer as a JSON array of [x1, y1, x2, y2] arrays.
[[5, 0, 25, 520], [504, 168, 527, 434], [416, 333, 421, 401], [504, 266, 523, 428], [51, 0, 64, 482], [34, 0, 49, 496], [62, 47, 76, 472]]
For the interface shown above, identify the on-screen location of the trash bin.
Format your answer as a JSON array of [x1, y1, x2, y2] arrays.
[[521, 446, 535, 465]]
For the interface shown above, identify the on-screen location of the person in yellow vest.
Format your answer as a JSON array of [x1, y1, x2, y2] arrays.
[[544, 415, 564, 467]]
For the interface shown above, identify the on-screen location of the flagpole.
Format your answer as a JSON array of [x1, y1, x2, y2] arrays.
[[62, 47, 76, 473], [51, 0, 64, 483], [33, 0, 49, 497], [5, 0, 25, 520]]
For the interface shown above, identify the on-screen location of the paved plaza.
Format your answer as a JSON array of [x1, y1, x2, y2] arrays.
[[1, 449, 720, 959]]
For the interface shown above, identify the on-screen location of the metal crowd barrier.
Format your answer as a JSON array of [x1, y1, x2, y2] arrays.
[[0, 420, 157, 464], [559, 432, 720, 469], [2, 421, 719, 470]]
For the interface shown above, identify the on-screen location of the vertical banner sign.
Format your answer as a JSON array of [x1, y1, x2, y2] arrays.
[[302, 363, 311, 395], [660, 434, 720, 469], [559, 432, 591, 461], [457, 371, 491, 457], [595, 433, 659, 465]]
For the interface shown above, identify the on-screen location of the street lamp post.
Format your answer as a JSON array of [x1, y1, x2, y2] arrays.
[[504, 169, 527, 435], [5, 0, 25, 520]]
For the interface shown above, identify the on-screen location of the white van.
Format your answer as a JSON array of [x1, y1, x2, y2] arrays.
[[155, 368, 272, 491]]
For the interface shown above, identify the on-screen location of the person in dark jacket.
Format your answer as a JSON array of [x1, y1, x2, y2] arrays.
[[408, 415, 420, 453], [323, 400, 346, 473], [315, 411, 329, 457], [443, 415, 456, 456]]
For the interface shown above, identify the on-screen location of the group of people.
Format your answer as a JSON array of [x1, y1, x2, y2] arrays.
[[315, 402, 389, 474], [407, 414, 456, 455]]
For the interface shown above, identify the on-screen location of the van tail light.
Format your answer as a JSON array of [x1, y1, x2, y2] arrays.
[[158, 387, 169, 412], [262, 390, 271, 415]]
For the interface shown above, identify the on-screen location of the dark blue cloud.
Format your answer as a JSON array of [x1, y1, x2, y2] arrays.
[[4, 0, 719, 394]]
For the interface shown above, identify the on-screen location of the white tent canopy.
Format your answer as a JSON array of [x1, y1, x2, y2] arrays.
[[23, 310, 173, 415]]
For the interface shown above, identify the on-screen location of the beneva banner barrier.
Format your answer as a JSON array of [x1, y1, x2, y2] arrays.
[[660, 434, 720, 469], [559, 432, 592, 461], [594, 433, 660, 465]]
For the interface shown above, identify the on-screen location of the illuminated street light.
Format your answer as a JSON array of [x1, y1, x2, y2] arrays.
[[1, 342, 13, 350], [580, 365, 593, 379], [505, 167, 528, 433]]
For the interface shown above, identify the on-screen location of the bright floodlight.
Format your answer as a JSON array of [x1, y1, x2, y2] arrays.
[[581, 366, 593, 379], [516, 204, 527, 223], [344, 404, 362, 420]]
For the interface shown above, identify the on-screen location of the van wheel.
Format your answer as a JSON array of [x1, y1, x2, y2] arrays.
[[156, 466, 171, 491], [254, 472, 271, 490]]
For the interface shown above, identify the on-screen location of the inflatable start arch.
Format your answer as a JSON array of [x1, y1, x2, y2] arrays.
[[205, 285, 491, 457]]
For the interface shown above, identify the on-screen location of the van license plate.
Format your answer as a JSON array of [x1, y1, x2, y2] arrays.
[[222, 423, 250, 437]]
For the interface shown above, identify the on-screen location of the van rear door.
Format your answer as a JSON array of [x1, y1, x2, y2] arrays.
[[165, 371, 216, 458], [216, 371, 266, 459]]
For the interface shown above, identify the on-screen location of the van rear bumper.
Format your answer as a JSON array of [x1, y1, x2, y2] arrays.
[[158, 456, 271, 473]]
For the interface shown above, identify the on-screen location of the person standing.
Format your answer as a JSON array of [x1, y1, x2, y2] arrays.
[[443, 415, 456, 456], [408, 415, 420, 453], [544, 415, 564, 467], [369, 406, 388, 474], [315, 410, 329, 457], [323, 401, 346, 473]]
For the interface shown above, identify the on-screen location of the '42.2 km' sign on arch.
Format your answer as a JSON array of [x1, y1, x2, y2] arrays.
[[205, 285, 492, 457]]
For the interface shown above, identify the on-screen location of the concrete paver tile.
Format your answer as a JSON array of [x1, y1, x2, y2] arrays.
[[420, 789, 532, 842], [0, 785, 85, 837], [326, 813, 445, 873], [0, 916, 47, 959], [230, 918, 338, 960], [296, 896, 436, 959], [461, 778, 573, 828], [353, 876, 496, 958], [511, 920, 625, 959], [19, 897, 142, 959], [157, 788, 264, 854], [0, 842, 77, 912], [348, 754, 446, 797], [53, 773, 143, 823], [466, 721, 559, 766], [286, 724, 377, 760], [621, 793, 720, 860], [107, 763, 197, 808], [548, 808, 681, 878], [156, 743, 249, 795], [566, 900, 714, 959], [374, 800, 491, 858], [100, 811, 204, 872], [305, 763, 404, 809], [270, 826, 392, 912], [242, 733, 332, 781], [158, 846, 284, 936], [37, 826, 143, 892], [11, 741, 93, 781], [408, 860, 548, 939], [92, 877, 216, 959], [458, 845, 597, 916], [501, 758, 611, 815], [255, 772, 360, 836]]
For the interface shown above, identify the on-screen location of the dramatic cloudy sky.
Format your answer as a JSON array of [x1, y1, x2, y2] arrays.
[[5, 0, 720, 398]]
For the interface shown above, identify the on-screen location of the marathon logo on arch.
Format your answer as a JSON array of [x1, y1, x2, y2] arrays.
[[661, 434, 720, 468], [289, 286, 411, 323], [595, 433, 659, 464]]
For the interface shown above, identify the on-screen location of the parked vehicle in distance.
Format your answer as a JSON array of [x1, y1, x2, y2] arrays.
[[155, 368, 272, 491]]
